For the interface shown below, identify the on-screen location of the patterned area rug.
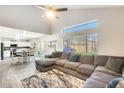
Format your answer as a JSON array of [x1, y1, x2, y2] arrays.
[[21, 69, 84, 88]]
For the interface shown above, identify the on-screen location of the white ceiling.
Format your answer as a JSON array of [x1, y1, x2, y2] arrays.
[[0, 26, 44, 40], [55, 5, 122, 10], [0, 5, 123, 37], [0, 5, 50, 35]]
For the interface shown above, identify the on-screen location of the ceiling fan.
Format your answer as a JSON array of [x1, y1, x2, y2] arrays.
[[35, 5, 68, 19]]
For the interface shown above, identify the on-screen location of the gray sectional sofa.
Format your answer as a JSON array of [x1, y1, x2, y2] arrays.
[[35, 52, 124, 88]]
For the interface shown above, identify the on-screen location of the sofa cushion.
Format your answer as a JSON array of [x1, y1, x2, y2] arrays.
[[64, 62, 81, 71], [55, 59, 68, 66], [105, 57, 124, 73], [90, 71, 119, 84], [80, 55, 94, 65], [95, 66, 121, 77], [94, 55, 109, 66], [83, 78, 106, 88], [68, 53, 80, 62], [77, 64, 96, 76]]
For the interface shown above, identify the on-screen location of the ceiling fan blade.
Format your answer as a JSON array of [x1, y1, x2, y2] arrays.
[[35, 5, 48, 11], [41, 14, 46, 18], [54, 8, 68, 12], [40, 5, 50, 9]]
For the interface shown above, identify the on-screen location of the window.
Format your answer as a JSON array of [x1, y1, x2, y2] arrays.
[[63, 20, 98, 54], [64, 20, 98, 33]]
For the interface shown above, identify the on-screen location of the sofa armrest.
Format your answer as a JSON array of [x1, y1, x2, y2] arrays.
[[116, 81, 124, 88]]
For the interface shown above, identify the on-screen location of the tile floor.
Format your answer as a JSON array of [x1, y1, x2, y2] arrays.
[[0, 57, 37, 88]]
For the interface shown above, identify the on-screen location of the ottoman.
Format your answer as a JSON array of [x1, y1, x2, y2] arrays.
[[35, 59, 56, 72]]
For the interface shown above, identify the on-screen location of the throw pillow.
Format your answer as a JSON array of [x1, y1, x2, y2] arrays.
[[69, 53, 80, 62], [106, 77, 124, 88], [116, 80, 124, 88], [105, 57, 124, 73]]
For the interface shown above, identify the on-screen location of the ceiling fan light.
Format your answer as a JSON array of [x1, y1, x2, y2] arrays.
[[46, 10, 55, 18]]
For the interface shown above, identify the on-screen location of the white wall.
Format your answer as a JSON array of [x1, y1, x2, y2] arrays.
[[46, 34, 63, 52], [31, 35, 51, 55], [31, 34, 63, 55], [51, 7, 124, 57]]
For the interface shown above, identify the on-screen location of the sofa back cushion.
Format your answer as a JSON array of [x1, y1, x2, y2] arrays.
[[94, 55, 109, 66], [105, 56, 124, 73], [60, 52, 65, 59], [122, 67, 124, 77], [61, 52, 70, 60], [80, 55, 94, 65], [68, 53, 80, 62], [52, 51, 62, 58]]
